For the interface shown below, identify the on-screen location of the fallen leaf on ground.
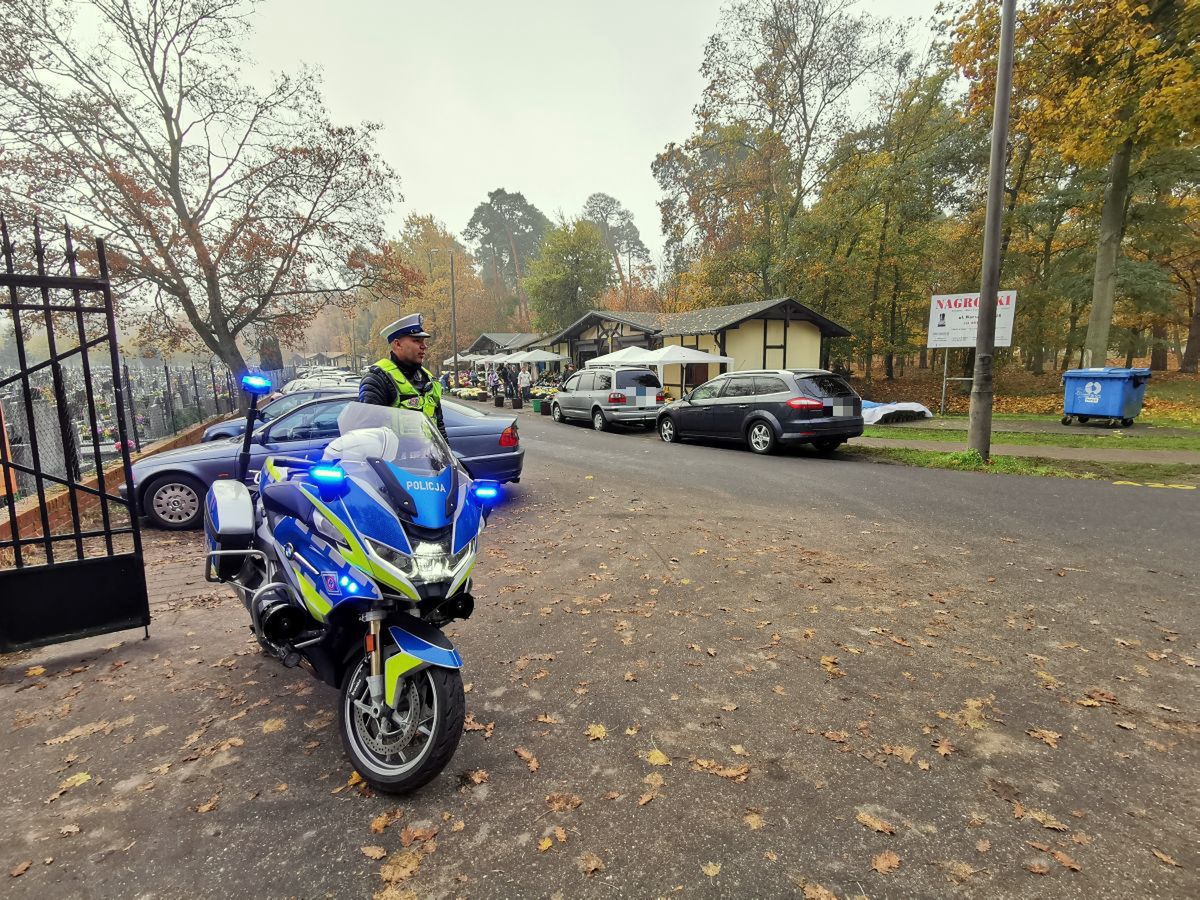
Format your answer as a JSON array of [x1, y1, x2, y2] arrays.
[[380, 849, 422, 882], [872, 850, 901, 874], [535, 713, 562, 725], [514, 747, 540, 772], [466, 769, 489, 785], [822, 731, 848, 743], [1027, 861, 1050, 875], [46, 771, 91, 803], [585, 723, 608, 741], [1152, 849, 1180, 867], [10, 860, 32, 877], [638, 791, 656, 806], [537, 837, 553, 853], [1028, 809, 1069, 831], [856, 811, 895, 834], [261, 718, 285, 734], [934, 738, 955, 757], [820, 656, 845, 678], [370, 809, 403, 833], [196, 794, 219, 814], [883, 745, 916, 764], [744, 810, 765, 830], [373, 886, 418, 900], [644, 748, 671, 766], [731, 744, 749, 757], [1052, 850, 1081, 871], [701, 862, 721, 877], [1027, 728, 1061, 748], [361, 846, 387, 860], [976, 839, 990, 853], [802, 883, 837, 899], [691, 758, 750, 781], [1116, 722, 1137, 730], [25, 666, 45, 677], [945, 861, 979, 884], [554, 826, 567, 843], [546, 793, 582, 812], [577, 852, 605, 876]]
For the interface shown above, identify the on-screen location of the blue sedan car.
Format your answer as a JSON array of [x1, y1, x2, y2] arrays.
[[127, 397, 523, 529]]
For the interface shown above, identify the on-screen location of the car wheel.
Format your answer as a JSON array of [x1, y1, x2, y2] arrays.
[[658, 417, 678, 443], [551, 403, 565, 423], [813, 438, 843, 455], [746, 421, 777, 455], [144, 473, 205, 530], [1120, 417, 1134, 428], [1077, 416, 1090, 423], [1060, 415, 1072, 426], [592, 409, 607, 432]]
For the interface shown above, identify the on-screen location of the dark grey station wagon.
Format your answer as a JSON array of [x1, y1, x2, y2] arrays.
[[655, 369, 863, 454]]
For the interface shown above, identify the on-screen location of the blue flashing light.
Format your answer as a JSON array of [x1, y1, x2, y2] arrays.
[[339, 575, 349, 587], [471, 482, 500, 501], [348, 583, 358, 594], [240, 373, 273, 396], [309, 465, 347, 486]]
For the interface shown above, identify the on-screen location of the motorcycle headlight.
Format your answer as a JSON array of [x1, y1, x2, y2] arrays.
[[368, 538, 475, 584]]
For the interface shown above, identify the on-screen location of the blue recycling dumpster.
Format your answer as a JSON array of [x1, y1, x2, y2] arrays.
[[1061, 367, 1151, 427]]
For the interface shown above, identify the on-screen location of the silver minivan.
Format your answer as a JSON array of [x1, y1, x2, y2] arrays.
[[551, 366, 665, 431]]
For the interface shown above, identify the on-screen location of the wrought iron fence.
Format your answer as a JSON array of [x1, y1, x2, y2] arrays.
[[0, 359, 296, 502]]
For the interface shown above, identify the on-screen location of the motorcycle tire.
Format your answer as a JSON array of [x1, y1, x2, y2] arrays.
[[338, 657, 465, 794]]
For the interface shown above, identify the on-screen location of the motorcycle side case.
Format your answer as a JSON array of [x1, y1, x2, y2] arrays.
[[204, 479, 254, 581]]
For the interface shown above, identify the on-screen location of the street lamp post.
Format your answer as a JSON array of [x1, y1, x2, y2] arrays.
[[431, 248, 460, 385]]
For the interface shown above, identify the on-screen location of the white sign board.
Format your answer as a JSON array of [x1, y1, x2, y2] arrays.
[[927, 290, 1017, 349]]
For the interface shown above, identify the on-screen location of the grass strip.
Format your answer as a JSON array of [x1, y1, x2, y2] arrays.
[[861, 426, 1200, 452], [844, 445, 1200, 483]]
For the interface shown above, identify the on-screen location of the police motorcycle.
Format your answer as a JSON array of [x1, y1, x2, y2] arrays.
[[203, 376, 497, 793]]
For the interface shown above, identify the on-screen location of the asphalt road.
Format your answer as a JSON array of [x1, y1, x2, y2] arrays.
[[3, 413, 1196, 899], [520, 413, 1198, 591]]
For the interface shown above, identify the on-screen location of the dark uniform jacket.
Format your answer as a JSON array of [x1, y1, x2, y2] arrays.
[[358, 353, 449, 442]]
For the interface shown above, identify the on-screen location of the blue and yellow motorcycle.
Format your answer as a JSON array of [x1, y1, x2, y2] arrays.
[[204, 381, 494, 793]]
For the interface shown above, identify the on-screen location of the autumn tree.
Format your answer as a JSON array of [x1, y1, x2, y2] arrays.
[[581, 192, 649, 292], [464, 189, 551, 329], [655, 0, 891, 301], [0, 0, 404, 376], [524, 221, 611, 332], [949, 0, 1200, 365]]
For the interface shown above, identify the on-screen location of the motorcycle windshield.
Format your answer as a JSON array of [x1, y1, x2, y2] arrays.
[[326, 402, 453, 475]]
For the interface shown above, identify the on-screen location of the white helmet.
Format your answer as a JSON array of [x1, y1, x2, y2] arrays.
[[322, 426, 399, 462]]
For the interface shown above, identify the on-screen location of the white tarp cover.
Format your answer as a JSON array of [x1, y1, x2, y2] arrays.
[[514, 349, 567, 363], [638, 345, 733, 366], [860, 400, 933, 425]]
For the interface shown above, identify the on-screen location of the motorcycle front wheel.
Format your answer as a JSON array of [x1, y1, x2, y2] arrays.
[[338, 657, 465, 794]]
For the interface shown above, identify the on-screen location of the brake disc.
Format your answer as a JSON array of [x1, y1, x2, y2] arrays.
[[355, 677, 420, 757]]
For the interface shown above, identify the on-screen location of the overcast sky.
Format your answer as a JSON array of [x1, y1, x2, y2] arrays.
[[247, 0, 947, 261]]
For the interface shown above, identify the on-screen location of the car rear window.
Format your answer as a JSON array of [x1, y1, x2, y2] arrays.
[[798, 375, 855, 397], [616, 370, 661, 389]]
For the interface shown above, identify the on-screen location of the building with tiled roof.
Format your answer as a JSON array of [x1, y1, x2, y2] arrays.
[[534, 297, 849, 392]]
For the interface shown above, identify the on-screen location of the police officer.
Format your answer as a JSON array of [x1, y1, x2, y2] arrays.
[[359, 314, 449, 441]]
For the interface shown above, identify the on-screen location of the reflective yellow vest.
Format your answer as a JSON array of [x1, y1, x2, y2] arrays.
[[374, 358, 442, 420]]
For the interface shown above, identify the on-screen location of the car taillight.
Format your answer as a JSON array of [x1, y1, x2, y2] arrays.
[[787, 396, 824, 410], [499, 425, 519, 447], [607, 392, 627, 404], [655, 391, 664, 403]]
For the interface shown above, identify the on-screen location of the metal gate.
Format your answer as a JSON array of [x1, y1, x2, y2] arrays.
[[0, 216, 149, 652]]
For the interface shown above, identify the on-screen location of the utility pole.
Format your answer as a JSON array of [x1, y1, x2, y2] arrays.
[[449, 250, 459, 386], [968, 0, 1017, 460]]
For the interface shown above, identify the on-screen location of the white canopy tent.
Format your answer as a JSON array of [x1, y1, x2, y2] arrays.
[[442, 353, 482, 366], [638, 346, 732, 366], [585, 346, 654, 367], [501, 350, 532, 363], [512, 349, 567, 363]]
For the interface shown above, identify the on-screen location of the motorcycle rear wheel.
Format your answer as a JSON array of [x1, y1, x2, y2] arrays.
[[338, 657, 465, 794]]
